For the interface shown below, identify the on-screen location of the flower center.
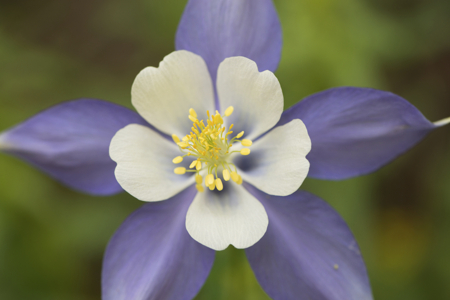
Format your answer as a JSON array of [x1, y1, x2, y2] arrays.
[[172, 106, 252, 192]]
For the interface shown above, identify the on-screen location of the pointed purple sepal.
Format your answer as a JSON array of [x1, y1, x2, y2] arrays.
[[278, 87, 436, 180], [102, 186, 215, 300], [0, 99, 148, 195], [245, 184, 373, 300], [176, 0, 282, 84]]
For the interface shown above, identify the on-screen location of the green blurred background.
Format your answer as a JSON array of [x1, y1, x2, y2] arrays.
[[0, 0, 450, 299]]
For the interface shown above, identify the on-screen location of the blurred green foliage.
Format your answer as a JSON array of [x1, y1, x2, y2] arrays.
[[0, 0, 450, 299]]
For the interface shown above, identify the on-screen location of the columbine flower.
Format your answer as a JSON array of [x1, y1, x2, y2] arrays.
[[109, 50, 311, 251], [0, 0, 448, 299]]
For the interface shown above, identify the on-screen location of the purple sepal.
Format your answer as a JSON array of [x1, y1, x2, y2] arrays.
[[176, 0, 282, 84], [278, 87, 435, 180], [102, 186, 215, 300], [245, 184, 373, 300], [0, 99, 148, 195]]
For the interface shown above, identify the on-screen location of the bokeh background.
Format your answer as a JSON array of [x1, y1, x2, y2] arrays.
[[0, 0, 450, 299]]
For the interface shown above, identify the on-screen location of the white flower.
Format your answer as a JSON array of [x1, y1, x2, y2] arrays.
[[109, 50, 311, 250]]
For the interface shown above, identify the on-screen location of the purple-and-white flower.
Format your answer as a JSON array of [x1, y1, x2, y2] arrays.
[[0, 0, 448, 299], [110, 49, 311, 251]]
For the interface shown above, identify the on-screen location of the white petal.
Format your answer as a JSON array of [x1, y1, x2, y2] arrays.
[[132, 50, 215, 137], [110, 124, 194, 202], [238, 119, 311, 196], [217, 56, 283, 140], [186, 183, 268, 251]]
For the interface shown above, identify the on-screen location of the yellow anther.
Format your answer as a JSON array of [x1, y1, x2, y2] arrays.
[[174, 107, 252, 191], [241, 139, 253, 146], [172, 134, 180, 143], [196, 184, 204, 192], [208, 180, 216, 191], [177, 142, 189, 148], [206, 174, 215, 186], [214, 114, 223, 124], [230, 171, 239, 183], [215, 178, 223, 191], [189, 108, 197, 118], [188, 115, 198, 123], [224, 106, 234, 117], [172, 156, 183, 164], [195, 174, 203, 184], [189, 160, 198, 169], [174, 167, 186, 175], [240, 148, 251, 155], [223, 169, 230, 181]]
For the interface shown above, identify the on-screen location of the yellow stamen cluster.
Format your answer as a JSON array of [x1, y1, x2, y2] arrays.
[[172, 106, 251, 192]]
